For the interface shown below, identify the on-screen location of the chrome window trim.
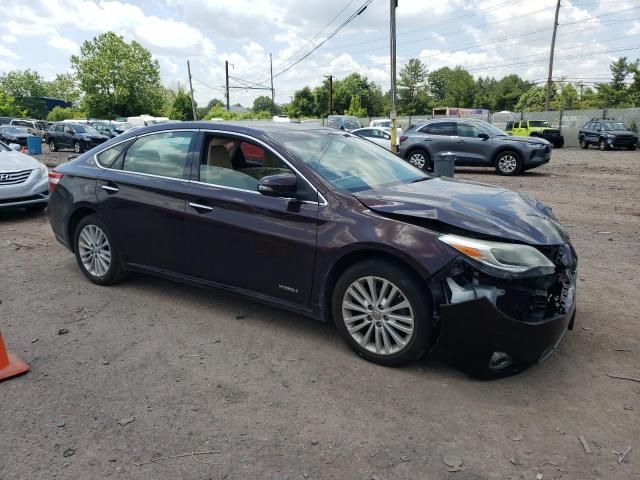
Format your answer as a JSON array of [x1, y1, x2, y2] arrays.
[[92, 127, 327, 206]]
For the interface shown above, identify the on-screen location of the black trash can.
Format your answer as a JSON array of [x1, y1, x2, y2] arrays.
[[433, 152, 456, 177]]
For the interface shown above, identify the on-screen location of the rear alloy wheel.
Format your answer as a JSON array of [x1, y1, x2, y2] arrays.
[[49, 141, 57, 152], [579, 138, 588, 149], [74, 215, 126, 285], [407, 149, 429, 170], [74, 141, 82, 153], [599, 138, 609, 151], [495, 150, 522, 176], [333, 260, 431, 366]]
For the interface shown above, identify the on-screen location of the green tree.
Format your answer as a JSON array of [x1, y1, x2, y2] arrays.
[[168, 88, 194, 120], [0, 69, 47, 118], [45, 73, 81, 105], [491, 74, 531, 111], [71, 32, 164, 118], [204, 104, 236, 120], [46, 106, 86, 121], [397, 58, 428, 116], [594, 57, 632, 107], [514, 85, 551, 111], [287, 87, 316, 118], [253, 95, 279, 115], [556, 82, 579, 109], [346, 95, 367, 117], [0, 90, 23, 116], [428, 67, 475, 107]]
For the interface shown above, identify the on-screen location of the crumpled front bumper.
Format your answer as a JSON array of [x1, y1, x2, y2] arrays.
[[432, 296, 575, 378]]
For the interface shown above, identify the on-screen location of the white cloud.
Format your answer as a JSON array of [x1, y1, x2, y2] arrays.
[[47, 36, 79, 54], [0, 45, 19, 59]]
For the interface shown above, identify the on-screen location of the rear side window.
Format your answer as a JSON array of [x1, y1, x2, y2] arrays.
[[420, 122, 455, 136], [122, 131, 194, 179], [95, 141, 132, 168], [505, 122, 513, 130]]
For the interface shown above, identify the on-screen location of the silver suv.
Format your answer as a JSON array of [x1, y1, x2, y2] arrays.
[[398, 119, 551, 176]]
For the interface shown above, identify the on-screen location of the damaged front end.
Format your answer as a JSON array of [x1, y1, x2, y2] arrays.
[[429, 235, 577, 378]]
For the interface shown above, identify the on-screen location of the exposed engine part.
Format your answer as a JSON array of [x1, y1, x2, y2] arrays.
[[446, 277, 505, 305]]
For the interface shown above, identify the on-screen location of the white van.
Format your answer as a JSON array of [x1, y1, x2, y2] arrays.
[[126, 115, 170, 127], [272, 115, 291, 123]]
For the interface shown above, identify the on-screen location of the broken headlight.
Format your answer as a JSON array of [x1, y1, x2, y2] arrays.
[[438, 234, 555, 276]]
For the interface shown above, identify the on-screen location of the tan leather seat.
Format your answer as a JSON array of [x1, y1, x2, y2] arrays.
[[207, 144, 232, 169]]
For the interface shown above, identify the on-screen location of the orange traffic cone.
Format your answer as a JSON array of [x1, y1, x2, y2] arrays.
[[0, 332, 29, 381]]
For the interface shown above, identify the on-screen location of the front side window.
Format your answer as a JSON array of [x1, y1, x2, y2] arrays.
[[198, 135, 292, 191], [122, 131, 194, 179], [421, 122, 455, 136], [269, 131, 426, 193], [457, 123, 484, 138]]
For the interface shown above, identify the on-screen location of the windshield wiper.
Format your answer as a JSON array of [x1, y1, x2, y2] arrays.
[[410, 176, 430, 183]]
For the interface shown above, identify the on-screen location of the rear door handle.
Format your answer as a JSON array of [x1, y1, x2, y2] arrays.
[[101, 184, 119, 193], [189, 201, 213, 213]]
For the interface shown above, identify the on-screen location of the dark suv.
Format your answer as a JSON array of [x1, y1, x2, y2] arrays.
[[398, 119, 551, 176], [578, 118, 638, 151], [46, 122, 109, 153]]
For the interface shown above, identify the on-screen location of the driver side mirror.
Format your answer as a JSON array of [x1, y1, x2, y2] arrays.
[[478, 133, 490, 140], [258, 172, 298, 198]]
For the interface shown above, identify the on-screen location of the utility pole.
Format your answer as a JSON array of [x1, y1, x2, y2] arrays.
[[579, 81, 584, 100], [270, 53, 275, 105], [187, 60, 197, 120], [325, 75, 333, 116], [225, 60, 230, 111], [389, 0, 398, 153], [545, 0, 561, 111]]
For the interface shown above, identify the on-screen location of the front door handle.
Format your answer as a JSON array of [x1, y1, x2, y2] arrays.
[[101, 184, 119, 193], [189, 201, 213, 213]]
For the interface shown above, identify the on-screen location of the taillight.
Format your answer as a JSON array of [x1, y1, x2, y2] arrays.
[[48, 171, 64, 192], [399, 135, 408, 143]]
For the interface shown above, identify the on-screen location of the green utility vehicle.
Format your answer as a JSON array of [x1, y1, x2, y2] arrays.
[[505, 120, 564, 148]]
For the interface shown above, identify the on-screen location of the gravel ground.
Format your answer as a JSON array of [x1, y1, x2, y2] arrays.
[[1, 148, 639, 480]]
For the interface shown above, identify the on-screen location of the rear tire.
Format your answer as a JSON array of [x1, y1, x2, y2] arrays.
[[495, 150, 522, 176], [49, 141, 57, 152], [73, 214, 127, 285], [74, 141, 82, 153], [406, 149, 430, 171], [332, 259, 432, 367], [579, 138, 588, 149]]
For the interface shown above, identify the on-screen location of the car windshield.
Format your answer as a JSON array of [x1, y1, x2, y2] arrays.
[[479, 122, 509, 137], [36, 122, 47, 130], [74, 125, 100, 134], [602, 122, 627, 130], [375, 120, 391, 128], [343, 119, 361, 129], [2, 127, 27, 134], [529, 121, 550, 127], [270, 131, 427, 193]]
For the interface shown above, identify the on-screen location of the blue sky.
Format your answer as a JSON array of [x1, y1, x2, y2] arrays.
[[1, 0, 639, 108]]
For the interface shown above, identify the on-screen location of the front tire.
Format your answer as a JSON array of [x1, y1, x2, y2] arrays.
[[74, 215, 127, 285], [332, 259, 432, 367], [599, 138, 609, 151], [73, 141, 83, 153], [406, 149, 430, 171], [495, 150, 522, 176], [579, 138, 588, 149]]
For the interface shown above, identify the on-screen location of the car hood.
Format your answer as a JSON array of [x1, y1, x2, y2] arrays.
[[354, 177, 568, 245], [0, 150, 41, 171], [499, 135, 550, 145], [603, 130, 636, 136]]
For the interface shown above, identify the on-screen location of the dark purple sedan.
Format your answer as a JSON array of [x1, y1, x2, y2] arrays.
[[47, 122, 577, 377]]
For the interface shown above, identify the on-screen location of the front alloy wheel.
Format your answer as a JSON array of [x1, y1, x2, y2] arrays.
[[495, 151, 522, 176], [74, 141, 82, 153], [333, 260, 431, 366], [599, 139, 609, 151], [49, 141, 57, 152], [579, 138, 588, 149]]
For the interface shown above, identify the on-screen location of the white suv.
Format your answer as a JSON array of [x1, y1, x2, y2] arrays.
[[9, 119, 47, 138]]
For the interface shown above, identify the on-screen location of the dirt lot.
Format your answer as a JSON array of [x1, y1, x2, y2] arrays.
[[1, 148, 639, 480]]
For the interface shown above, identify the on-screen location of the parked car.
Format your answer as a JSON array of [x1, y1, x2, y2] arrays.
[[505, 120, 564, 148], [351, 127, 398, 150], [272, 115, 291, 123], [0, 126, 33, 146], [578, 118, 638, 150], [46, 122, 109, 153], [327, 115, 361, 131], [47, 121, 577, 377], [0, 116, 14, 125], [369, 119, 404, 137], [9, 118, 47, 138], [398, 119, 551, 176], [91, 121, 129, 138], [0, 140, 49, 211]]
